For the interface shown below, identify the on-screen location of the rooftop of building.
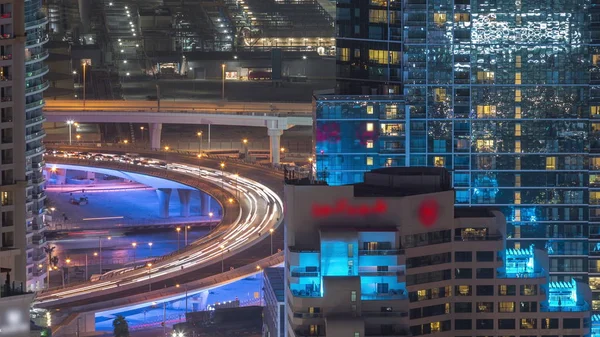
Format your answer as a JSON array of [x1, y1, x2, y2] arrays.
[[264, 267, 285, 302], [314, 94, 405, 102]]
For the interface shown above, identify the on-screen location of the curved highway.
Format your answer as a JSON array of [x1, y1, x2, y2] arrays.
[[35, 150, 284, 310]]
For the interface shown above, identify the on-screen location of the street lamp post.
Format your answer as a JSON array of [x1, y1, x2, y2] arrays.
[[99, 236, 111, 274], [66, 120, 74, 145], [148, 242, 153, 258], [76, 134, 81, 143], [147, 263, 152, 292], [220, 245, 225, 273], [140, 126, 145, 144], [185, 226, 190, 246], [221, 63, 226, 100], [209, 212, 214, 230], [234, 173, 239, 199], [65, 258, 71, 286], [220, 162, 225, 189], [176, 227, 181, 250], [197, 131, 203, 153], [131, 242, 137, 264], [269, 228, 274, 255], [82, 61, 87, 108]]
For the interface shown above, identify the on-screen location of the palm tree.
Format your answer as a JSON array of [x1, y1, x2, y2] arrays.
[[113, 315, 130, 337]]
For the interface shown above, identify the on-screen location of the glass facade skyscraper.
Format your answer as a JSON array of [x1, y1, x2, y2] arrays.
[[316, 0, 599, 309]]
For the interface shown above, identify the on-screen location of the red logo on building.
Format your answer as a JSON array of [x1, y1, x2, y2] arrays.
[[418, 199, 439, 227], [312, 199, 388, 218]]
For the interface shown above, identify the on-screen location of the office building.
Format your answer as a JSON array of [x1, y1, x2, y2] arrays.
[[284, 167, 590, 337], [0, 249, 35, 337], [263, 267, 285, 337], [316, 0, 595, 305], [0, 0, 49, 290]]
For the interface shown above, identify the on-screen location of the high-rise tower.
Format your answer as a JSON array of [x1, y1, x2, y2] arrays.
[[0, 0, 49, 291], [315, 0, 593, 306]]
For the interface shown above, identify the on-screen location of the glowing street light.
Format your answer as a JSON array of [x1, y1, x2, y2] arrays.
[[176, 227, 182, 250], [269, 228, 275, 255], [132, 242, 137, 263], [148, 242, 153, 257], [66, 120, 75, 145]]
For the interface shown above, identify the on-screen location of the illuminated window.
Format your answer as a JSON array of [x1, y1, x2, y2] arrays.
[[520, 319, 536, 329], [515, 157, 521, 170], [310, 325, 319, 335], [389, 51, 399, 64], [418, 289, 427, 300], [516, 55, 522, 68], [515, 174, 521, 187], [369, 9, 390, 23], [366, 123, 374, 132], [514, 209, 521, 221], [546, 157, 556, 170], [368, 49, 387, 64], [515, 140, 521, 153], [366, 105, 374, 115], [515, 242, 521, 249], [454, 13, 470, 22], [366, 140, 374, 149], [434, 157, 445, 167], [592, 191, 600, 205], [594, 55, 600, 66], [593, 158, 600, 169], [476, 139, 494, 151], [515, 89, 522, 102], [430, 321, 441, 333], [590, 277, 600, 290], [476, 105, 496, 118], [515, 106, 522, 119], [457, 285, 471, 296], [593, 123, 600, 132], [445, 303, 450, 314], [515, 123, 521, 136], [593, 106, 600, 118], [434, 12, 447, 25], [339, 48, 349, 62], [366, 157, 374, 166], [514, 192, 521, 205], [515, 72, 521, 84], [498, 302, 515, 313], [370, 0, 388, 5], [477, 71, 495, 83], [351, 290, 356, 302], [385, 104, 398, 119], [434, 88, 447, 102]]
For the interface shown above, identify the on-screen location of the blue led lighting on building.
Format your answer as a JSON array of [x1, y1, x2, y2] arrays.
[[320, 0, 598, 306]]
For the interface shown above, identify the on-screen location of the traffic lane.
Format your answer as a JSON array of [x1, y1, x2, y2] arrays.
[[49, 227, 282, 311]]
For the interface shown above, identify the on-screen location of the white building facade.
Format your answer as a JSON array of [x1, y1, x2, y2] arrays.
[[0, 0, 49, 290], [284, 167, 591, 337]]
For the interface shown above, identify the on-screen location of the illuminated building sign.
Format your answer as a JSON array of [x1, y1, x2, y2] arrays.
[[312, 199, 387, 217], [418, 199, 439, 227]]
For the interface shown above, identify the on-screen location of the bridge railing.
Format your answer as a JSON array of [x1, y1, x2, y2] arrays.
[[45, 143, 288, 175]]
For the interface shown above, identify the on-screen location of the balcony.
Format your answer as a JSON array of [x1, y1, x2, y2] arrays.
[[25, 34, 49, 48], [361, 291, 406, 301], [359, 249, 404, 256], [25, 81, 49, 95], [358, 266, 404, 276], [25, 99, 45, 111], [25, 130, 45, 141], [25, 16, 48, 29], [25, 65, 49, 79], [25, 50, 49, 65], [33, 191, 46, 200], [454, 234, 502, 242], [361, 311, 407, 318], [32, 236, 45, 245], [291, 267, 320, 277]]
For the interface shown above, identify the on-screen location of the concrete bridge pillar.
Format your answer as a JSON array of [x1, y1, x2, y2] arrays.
[[149, 123, 162, 150], [178, 189, 192, 217], [156, 188, 172, 218], [200, 192, 211, 216], [268, 128, 284, 165]]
